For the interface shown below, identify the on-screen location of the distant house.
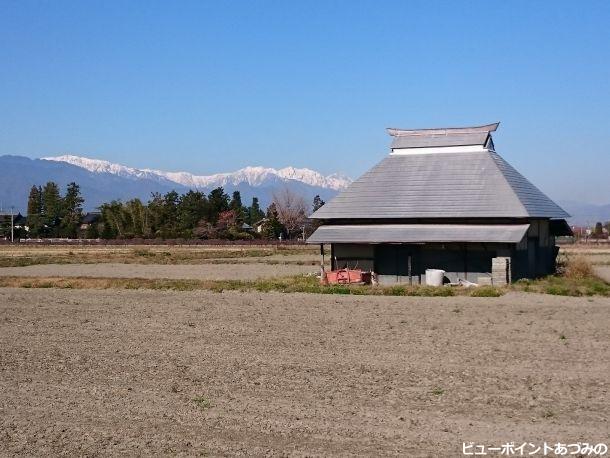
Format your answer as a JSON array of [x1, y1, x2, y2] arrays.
[[241, 222, 254, 232], [307, 123, 572, 285], [13, 214, 28, 229], [252, 218, 268, 234], [0, 212, 26, 238], [0, 212, 26, 225], [80, 212, 101, 231], [0, 212, 13, 223]]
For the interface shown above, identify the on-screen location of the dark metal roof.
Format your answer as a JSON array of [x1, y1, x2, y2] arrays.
[[307, 224, 530, 244], [311, 149, 569, 220], [81, 212, 101, 224]]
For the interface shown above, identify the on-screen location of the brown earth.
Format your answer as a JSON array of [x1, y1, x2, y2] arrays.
[[0, 288, 608, 456]]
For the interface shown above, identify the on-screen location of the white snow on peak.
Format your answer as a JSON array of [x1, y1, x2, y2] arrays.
[[41, 155, 352, 191], [41, 155, 161, 181]]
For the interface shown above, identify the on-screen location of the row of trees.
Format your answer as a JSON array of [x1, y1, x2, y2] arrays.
[[98, 188, 266, 239], [580, 221, 610, 240], [592, 222, 609, 236], [26, 182, 84, 238], [22, 182, 325, 240]]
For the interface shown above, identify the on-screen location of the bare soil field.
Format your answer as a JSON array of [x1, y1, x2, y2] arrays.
[[0, 262, 317, 281], [0, 244, 321, 267], [1, 288, 608, 456], [0, 244, 324, 283]]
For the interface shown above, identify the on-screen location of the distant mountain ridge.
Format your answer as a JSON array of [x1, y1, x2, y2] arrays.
[[558, 200, 610, 226], [42, 155, 351, 191], [0, 154, 351, 213]]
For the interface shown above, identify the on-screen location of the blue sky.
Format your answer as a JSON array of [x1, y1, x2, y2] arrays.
[[1, 1, 609, 204]]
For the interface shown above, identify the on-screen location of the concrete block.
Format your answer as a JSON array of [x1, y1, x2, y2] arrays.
[[491, 256, 512, 285]]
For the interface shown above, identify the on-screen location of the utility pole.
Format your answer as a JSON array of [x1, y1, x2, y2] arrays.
[[10, 205, 14, 243]]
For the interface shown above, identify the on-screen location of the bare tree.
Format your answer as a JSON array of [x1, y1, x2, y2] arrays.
[[272, 187, 307, 238]]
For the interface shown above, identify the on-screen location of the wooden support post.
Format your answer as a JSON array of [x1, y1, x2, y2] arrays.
[[463, 244, 468, 281], [320, 244, 327, 285], [320, 244, 325, 272]]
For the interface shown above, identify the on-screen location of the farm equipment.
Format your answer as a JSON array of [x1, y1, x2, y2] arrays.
[[317, 247, 373, 285], [321, 268, 372, 285]]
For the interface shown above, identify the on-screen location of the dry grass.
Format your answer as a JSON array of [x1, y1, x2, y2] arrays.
[[513, 256, 610, 297], [564, 256, 594, 279], [559, 245, 610, 265], [0, 274, 506, 297]]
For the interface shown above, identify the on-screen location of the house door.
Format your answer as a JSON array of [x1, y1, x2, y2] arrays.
[[375, 245, 419, 283]]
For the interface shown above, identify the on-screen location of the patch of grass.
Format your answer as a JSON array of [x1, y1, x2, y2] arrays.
[[542, 410, 555, 419], [512, 262, 610, 297], [583, 279, 610, 296], [511, 275, 610, 297], [545, 284, 576, 296], [192, 396, 211, 410], [385, 285, 407, 296], [413, 286, 455, 297], [0, 256, 70, 268], [469, 286, 503, 297], [133, 249, 156, 257], [431, 387, 444, 396]]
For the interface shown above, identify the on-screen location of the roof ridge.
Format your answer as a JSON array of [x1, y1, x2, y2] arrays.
[[387, 122, 499, 137]]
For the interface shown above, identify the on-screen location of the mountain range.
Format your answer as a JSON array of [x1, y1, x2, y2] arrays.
[[0, 154, 608, 226], [556, 201, 610, 227], [42, 155, 351, 191], [0, 154, 351, 213]]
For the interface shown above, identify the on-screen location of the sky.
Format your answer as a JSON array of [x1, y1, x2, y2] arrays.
[[1, 1, 609, 204]]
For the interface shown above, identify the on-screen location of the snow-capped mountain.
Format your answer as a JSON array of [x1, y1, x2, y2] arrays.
[[41, 155, 351, 191], [0, 154, 351, 213]]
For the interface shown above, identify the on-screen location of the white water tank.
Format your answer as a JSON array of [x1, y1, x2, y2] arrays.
[[425, 269, 445, 286]]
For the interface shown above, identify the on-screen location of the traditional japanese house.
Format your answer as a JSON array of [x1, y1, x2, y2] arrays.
[[307, 123, 572, 284]]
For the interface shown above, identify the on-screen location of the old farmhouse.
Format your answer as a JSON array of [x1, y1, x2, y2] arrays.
[[307, 123, 572, 285]]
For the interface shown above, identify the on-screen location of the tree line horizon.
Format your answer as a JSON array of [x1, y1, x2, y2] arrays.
[[15, 181, 325, 240]]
